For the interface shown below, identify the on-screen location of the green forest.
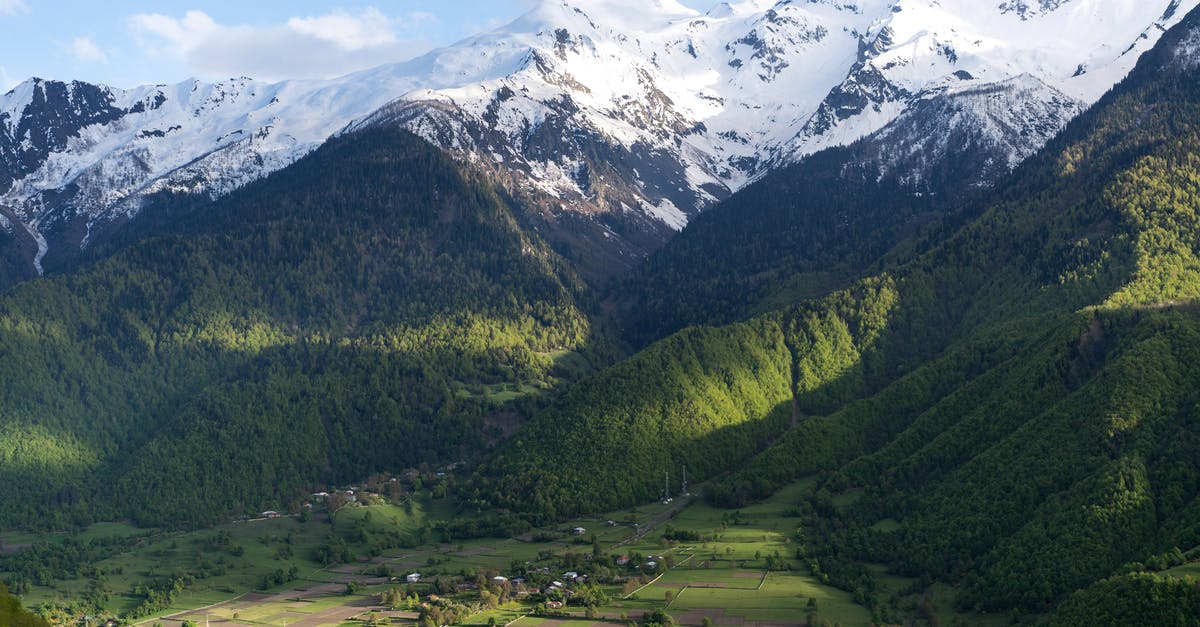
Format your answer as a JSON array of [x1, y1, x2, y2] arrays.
[[482, 6, 1200, 621], [3, 4, 1200, 626], [0, 127, 601, 530]]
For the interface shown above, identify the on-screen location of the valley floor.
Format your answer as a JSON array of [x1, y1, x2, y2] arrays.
[[2, 478, 1025, 627]]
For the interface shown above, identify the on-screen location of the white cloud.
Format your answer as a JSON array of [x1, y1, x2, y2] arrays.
[[69, 36, 109, 63], [0, 0, 29, 16], [127, 7, 434, 82], [129, 10, 221, 57], [287, 7, 396, 51]]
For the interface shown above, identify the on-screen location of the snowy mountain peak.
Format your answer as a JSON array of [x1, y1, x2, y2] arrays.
[[0, 0, 1196, 279]]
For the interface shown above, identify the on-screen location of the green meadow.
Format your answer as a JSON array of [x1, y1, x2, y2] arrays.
[[1, 476, 1028, 625]]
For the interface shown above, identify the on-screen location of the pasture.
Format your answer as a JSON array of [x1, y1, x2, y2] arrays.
[[3, 475, 973, 626]]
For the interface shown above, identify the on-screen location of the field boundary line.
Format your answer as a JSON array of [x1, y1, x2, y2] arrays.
[[622, 554, 695, 600], [757, 570, 767, 590], [133, 592, 248, 626], [624, 572, 666, 599], [666, 585, 686, 609]]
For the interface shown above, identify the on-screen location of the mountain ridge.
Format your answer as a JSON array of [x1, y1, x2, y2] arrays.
[[0, 0, 1192, 282], [482, 2, 1200, 616]]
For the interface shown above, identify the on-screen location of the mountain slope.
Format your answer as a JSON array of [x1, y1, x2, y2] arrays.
[[0, 584, 47, 627], [482, 277, 896, 519], [0, 0, 1191, 282], [0, 126, 599, 529], [484, 3, 1200, 615]]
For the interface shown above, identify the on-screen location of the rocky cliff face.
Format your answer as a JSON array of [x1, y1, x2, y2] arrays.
[[0, 0, 1193, 281]]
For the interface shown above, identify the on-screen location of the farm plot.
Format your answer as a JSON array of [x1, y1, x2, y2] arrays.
[[667, 572, 870, 625], [156, 591, 383, 627]]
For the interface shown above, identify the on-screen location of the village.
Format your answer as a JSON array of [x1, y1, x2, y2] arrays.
[[136, 478, 893, 626], [2, 465, 1027, 626]]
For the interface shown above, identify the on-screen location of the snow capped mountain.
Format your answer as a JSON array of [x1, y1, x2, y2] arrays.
[[0, 0, 1194, 278], [0, 72, 441, 274], [838, 74, 1085, 193], [776, 0, 1192, 159]]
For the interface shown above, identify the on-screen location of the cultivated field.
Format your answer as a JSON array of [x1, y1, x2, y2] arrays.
[[2, 477, 1014, 626]]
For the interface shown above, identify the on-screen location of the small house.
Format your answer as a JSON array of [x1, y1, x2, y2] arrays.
[[261, 510, 280, 518], [563, 571, 578, 580], [647, 561, 658, 570], [616, 555, 631, 566], [547, 600, 564, 609], [572, 527, 587, 536], [406, 573, 422, 583], [493, 576, 509, 583]]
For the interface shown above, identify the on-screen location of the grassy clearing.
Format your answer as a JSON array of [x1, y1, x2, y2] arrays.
[[165, 590, 379, 627], [648, 568, 761, 588], [13, 514, 332, 617], [454, 350, 595, 404], [455, 381, 549, 403], [596, 478, 877, 625], [460, 602, 528, 626], [76, 522, 145, 542], [670, 571, 869, 620], [4, 476, 890, 626], [869, 518, 901, 533], [333, 502, 425, 541], [1164, 560, 1200, 578]]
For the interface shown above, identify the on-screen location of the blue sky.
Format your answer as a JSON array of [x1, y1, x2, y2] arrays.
[[0, 1, 712, 90]]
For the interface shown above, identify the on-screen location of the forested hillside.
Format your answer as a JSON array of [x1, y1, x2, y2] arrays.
[[611, 142, 944, 348], [0, 583, 48, 627], [0, 127, 599, 529], [486, 4, 1200, 617], [5, 2, 1200, 623], [610, 89, 1034, 348], [480, 277, 897, 521]]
